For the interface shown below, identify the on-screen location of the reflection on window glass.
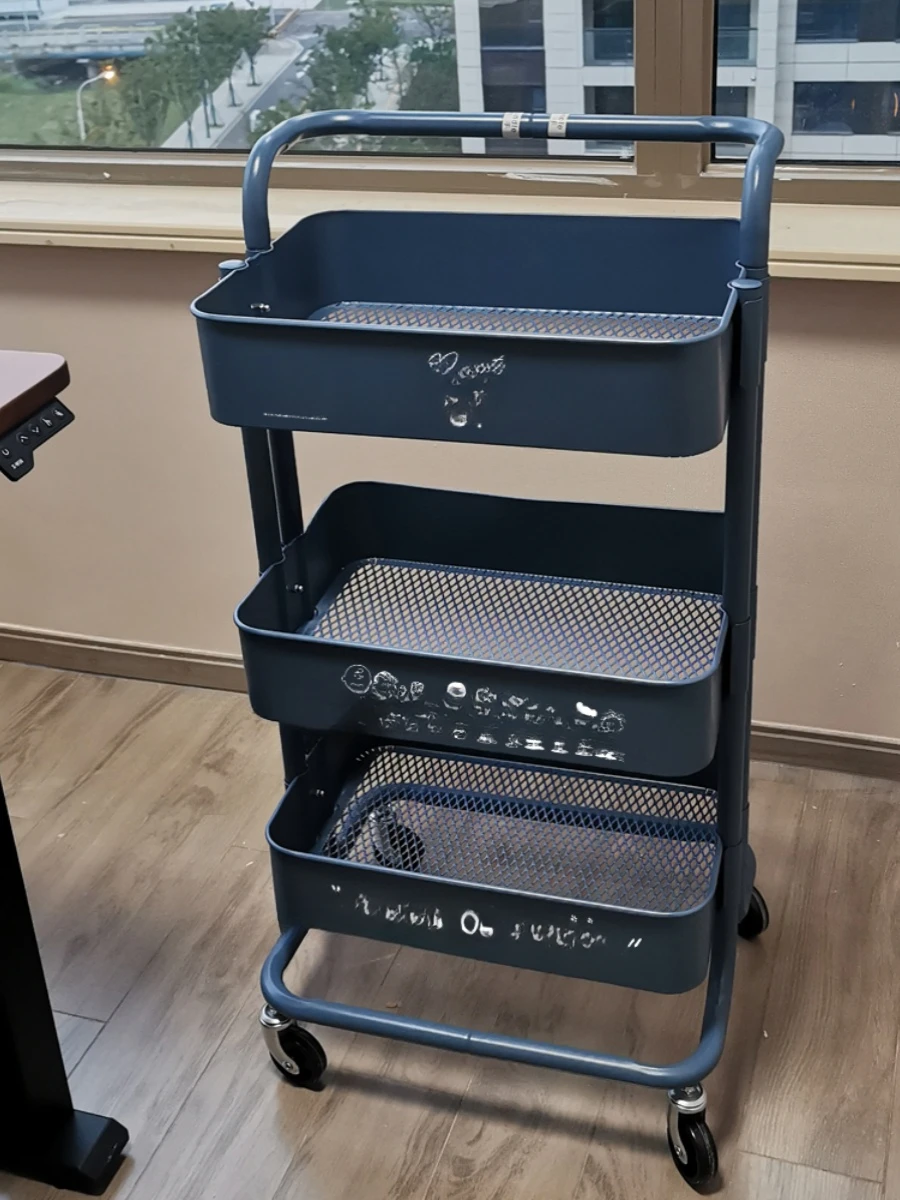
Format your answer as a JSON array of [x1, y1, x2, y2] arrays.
[[583, 84, 633, 157], [714, 0, 900, 162]]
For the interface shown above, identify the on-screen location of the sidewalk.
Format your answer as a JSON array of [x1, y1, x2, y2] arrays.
[[163, 33, 305, 151]]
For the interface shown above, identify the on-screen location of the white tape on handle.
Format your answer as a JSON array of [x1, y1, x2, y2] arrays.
[[548, 113, 569, 138], [501, 112, 524, 138]]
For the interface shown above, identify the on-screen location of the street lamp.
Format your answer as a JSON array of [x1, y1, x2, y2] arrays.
[[75, 65, 118, 143]]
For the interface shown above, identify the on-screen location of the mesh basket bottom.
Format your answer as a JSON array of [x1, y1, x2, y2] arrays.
[[307, 559, 725, 685], [311, 300, 722, 342], [317, 749, 720, 915]]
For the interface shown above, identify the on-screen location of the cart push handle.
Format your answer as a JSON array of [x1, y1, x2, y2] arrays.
[[243, 110, 784, 268]]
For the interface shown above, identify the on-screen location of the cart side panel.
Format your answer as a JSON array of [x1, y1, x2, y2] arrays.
[[293, 484, 725, 594], [198, 319, 731, 456], [205, 210, 741, 319], [268, 780, 716, 994]]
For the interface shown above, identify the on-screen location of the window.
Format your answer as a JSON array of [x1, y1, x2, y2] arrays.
[[718, 0, 755, 65], [480, 0, 544, 47], [796, 0, 900, 43], [1, 0, 898, 192], [584, 84, 633, 157], [716, 85, 750, 118], [794, 80, 900, 134], [583, 0, 633, 66], [714, 0, 900, 163], [482, 46, 547, 155]]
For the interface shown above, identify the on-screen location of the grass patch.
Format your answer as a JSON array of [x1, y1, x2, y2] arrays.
[[0, 73, 81, 145], [0, 70, 182, 147]]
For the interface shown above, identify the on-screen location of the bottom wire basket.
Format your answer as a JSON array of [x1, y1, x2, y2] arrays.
[[268, 747, 722, 992]]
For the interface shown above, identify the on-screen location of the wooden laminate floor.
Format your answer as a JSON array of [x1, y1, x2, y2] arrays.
[[1, 661, 899, 1200]]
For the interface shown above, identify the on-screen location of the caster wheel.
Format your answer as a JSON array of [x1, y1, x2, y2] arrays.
[[738, 886, 770, 940], [270, 1025, 328, 1091], [373, 816, 425, 873], [668, 1114, 719, 1192]]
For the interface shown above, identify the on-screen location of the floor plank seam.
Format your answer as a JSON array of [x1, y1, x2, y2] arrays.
[[53, 1008, 104, 1024], [419, 1073, 475, 1200], [737, 1146, 886, 1187]]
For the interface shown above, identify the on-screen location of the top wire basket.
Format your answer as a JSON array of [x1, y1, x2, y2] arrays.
[[193, 112, 782, 458]]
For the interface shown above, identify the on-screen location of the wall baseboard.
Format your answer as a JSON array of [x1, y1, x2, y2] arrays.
[[2, 624, 899, 783], [749, 724, 900, 782], [0, 625, 245, 693]]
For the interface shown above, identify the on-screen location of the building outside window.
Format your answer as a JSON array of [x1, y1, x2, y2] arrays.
[[0, 0, 898, 163]]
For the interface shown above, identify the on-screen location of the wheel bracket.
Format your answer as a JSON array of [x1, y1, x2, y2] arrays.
[[259, 1004, 299, 1075], [667, 1084, 707, 1166]]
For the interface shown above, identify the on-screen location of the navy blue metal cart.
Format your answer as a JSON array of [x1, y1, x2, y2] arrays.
[[193, 110, 783, 1191]]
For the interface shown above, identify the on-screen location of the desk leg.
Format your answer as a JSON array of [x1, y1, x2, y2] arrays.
[[0, 778, 128, 1194]]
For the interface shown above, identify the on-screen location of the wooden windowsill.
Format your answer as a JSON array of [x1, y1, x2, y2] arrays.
[[0, 180, 897, 282]]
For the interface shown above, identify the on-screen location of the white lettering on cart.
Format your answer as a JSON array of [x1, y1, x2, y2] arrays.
[[511, 919, 606, 950], [627, 937, 643, 949], [342, 665, 373, 695], [371, 670, 400, 700], [576, 702, 598, 718], [580, 930, 606, 949], [597, 710, 627, 734], [356, 894, 444, 930], [460, 910, 494, 938], [595, 748, 625, 763], [428, 350, 459, 376], [428, 351, 506, 388], [263, 411, 329, 423], [461, 910, 480, 935], [331, 884, 342, 893]]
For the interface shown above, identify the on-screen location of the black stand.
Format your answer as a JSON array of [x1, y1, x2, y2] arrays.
[[0, 778, 128, 1194]]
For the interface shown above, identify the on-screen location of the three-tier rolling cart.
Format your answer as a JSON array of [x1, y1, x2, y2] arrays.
[[193, 110, 783, 1191]]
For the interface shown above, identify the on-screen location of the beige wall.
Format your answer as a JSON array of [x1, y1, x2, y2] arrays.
[[0, 244, 897, 741]]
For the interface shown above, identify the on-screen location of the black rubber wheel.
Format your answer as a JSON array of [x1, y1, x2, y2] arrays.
[[373, 817, 426, 873], [738, 886, 770, 940], [668, 1115, 719, 1192], [270, 1025, 327, 1090]]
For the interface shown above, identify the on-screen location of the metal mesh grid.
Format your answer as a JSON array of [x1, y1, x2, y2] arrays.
[[318, 748, 719, 913], [308, 560, 725, 684], [312, 301, 721, 341]]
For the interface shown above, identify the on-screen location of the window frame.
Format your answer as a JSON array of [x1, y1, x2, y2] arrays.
[[1, 0, 898, 205]]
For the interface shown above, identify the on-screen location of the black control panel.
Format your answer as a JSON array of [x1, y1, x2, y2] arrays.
[[0, 399, 74, 482]]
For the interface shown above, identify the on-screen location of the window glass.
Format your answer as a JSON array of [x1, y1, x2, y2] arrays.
[[715, 0, 900, 162], [0, 0, 637, 155], [583, 0, 633, 65], [583, 83, 633, 158]]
